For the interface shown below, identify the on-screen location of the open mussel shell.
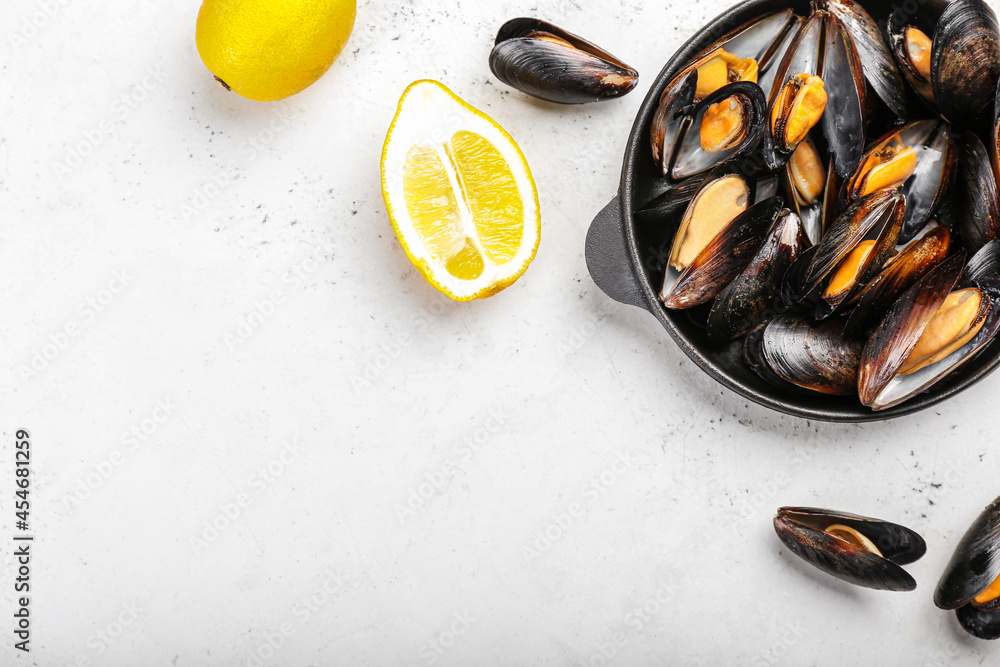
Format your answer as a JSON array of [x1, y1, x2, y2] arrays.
[[845, 120, 955, 246], [957, 131, 1000, 254], [489, 18, 638, 104], [818, 0, 919, 120], [763, 10, 866, 178], [651, 10, 801, 178], [801, 189, 905, 319], [936, 495, 1000, 639], [931, 0, 1000, 130], [886, 9, 936, 108], [707, 209, 806, 342], [774, 507, 925, 591], [782, 135, 838, 245], [661, 196, 781, 309], [745, 315, 863, 394], [670, 81, 768, 181], [843, 225, 951, 339], [858, 251, 1000, 410]]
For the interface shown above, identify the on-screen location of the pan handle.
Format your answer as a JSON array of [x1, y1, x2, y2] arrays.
[[585, 197, 650, 311]]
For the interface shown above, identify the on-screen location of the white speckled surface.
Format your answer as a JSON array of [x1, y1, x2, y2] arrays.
[[2, 0, 1000, 664]]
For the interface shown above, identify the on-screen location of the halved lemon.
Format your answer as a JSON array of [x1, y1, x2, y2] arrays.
[[381, 80, 541, 301]]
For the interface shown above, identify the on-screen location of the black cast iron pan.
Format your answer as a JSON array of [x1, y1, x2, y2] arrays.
[[585, 0, 1000, 421]]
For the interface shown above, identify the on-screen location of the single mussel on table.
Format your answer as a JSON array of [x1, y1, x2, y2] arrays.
[[935, 494, 1000, 639], [774, 507, 926, 591], [488, 18, 638, 104]]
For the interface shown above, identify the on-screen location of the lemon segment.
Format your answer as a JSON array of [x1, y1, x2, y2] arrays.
[[382, 80, 540, 301]]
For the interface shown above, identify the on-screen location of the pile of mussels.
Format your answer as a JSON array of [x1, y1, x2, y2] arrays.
[[643, 0, 1000, 410]]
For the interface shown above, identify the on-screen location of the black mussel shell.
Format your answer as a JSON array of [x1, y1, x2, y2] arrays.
[[819, 0, 919, 120], [662, 196, 781, 309], [857, 252, 968, 408], [637, 175, 703, 225], [763, 13, 846, 170], [844, 225, 951, 339], [935, 495, 1000, 610], [931, 0, 1000, 130], [781, 244, 822, 312], [782, 136, 837, 246], [774, 507, 924, 591], [966, 240, 1000, 284], [957, 604, 1000, 640], [746, 315, 863, 394], [708, 209, 805, 342], [669, 81, 768, 181], [844, 120, 955, 246], [886, 8, 936, 108], [651, 9, 800, 173], [802, 189, 905, 319], [957, 131, 1000, 254], [489, 18, 638, 104]]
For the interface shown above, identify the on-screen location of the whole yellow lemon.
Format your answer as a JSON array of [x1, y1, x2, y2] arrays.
[[196, 0, 357, 102]]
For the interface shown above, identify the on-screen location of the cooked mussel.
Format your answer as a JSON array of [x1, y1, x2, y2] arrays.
[[930, 0, 1000, 130], [844, 120, 954, 245], [858, 248, 1000, 410], [669, 82, 768, 180], [774, 507, 926, 591], [661, 185, 783, 310], [818, 0, 919, 120], [763, 10, 866, 177], [935, 494, 1000, 639], [800, 189, 905, 319], [651, 10, 801, 179], [745, 315, 863, 394], [707, 209, 806, 341], [783, 134, 839, 245], [489, 18, 638, 104], [843, 224, 951, 338], [887, 9, 935, 105]]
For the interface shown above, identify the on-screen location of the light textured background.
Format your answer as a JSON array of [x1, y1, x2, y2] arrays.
[[1, 0, 999, 665]]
